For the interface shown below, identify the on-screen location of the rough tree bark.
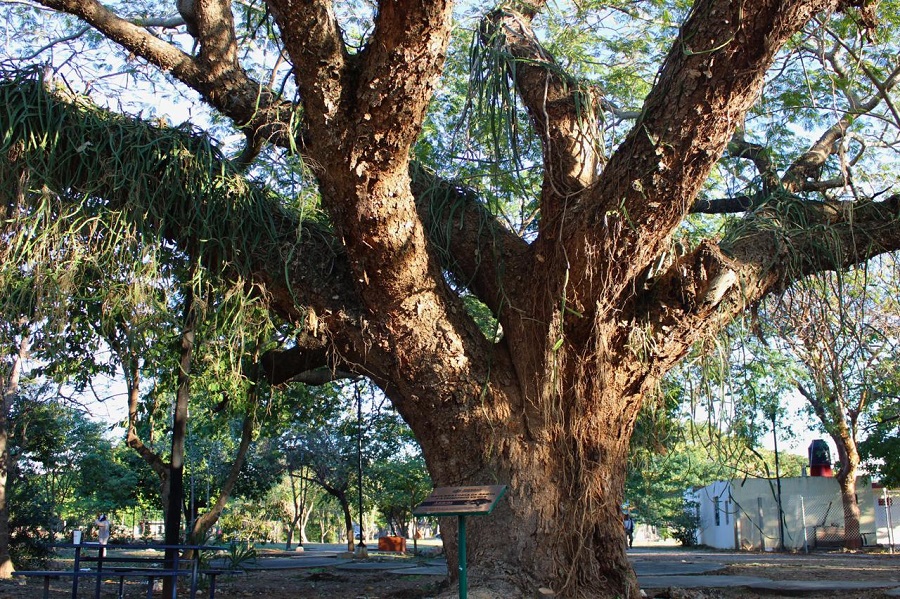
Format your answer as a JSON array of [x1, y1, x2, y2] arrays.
[[834, 436, 864, 549], [0, 331, 28, 578], [1, 0, 898, 596]]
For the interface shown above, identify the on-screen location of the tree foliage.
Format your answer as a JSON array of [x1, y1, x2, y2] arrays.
[[3, 0, 900, 595]]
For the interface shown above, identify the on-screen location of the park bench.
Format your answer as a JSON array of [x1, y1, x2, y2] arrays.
[[12, 542, 227, 599]]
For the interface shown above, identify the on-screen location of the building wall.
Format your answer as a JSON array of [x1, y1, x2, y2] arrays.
[[694, 476, 885, 551], [691, 480, 737, 549]]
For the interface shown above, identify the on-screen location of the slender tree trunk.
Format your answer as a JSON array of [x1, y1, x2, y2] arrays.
[[834, 436, 863, 549], [124, 364, 171, 502], [285, 470, 308, 549], [299, 491, 313, 545], [802, 383, 865, 552], [0, 331, 29, 578], [284, 474, 296, 549], [0, 396, 12, 579], [164, 279, 197, 597], [188, 405, 255, 545], [285, 517, 297, 549], [338, 492, 354, 553]]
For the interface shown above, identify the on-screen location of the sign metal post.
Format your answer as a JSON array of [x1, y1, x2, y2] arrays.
[[414, 485, 507, 599]]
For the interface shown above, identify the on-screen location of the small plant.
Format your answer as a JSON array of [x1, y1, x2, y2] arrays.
[[224, 541, 257, 570]]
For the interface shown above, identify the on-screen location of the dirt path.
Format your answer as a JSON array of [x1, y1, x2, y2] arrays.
[[2, 546, 898, 598]]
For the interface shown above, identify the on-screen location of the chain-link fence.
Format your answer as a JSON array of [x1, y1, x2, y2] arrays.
[[695, 478, 898, 552], [729, 482, 898, 551]]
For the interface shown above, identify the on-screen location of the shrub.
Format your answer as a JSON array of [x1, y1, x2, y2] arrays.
[[668, 500, 701, 547]]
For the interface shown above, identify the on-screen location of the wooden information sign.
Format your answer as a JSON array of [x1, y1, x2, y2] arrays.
[[414, 485, 507, 599], [413, 485, 506, 517]]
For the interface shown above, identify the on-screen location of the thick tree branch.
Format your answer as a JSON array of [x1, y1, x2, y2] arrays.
[[410, 163, 531, 320], [693, 86, 885, 215], [34, 0, 299, 154], [265, 0, 347, 136], [562, 0, 845, 317], [26, 0, 512, 332], [0, 72, 522, 405], [260, 342, 354, 387], [191, 0, 240, 69], [0, 74, 368, 354], [354, 0, 453, 164], [691, 194, 759, 214], [634, 194, 900, 378], [36, 0, 197, 74], [726, 133, 779, 193], [782, 117, 852, 192], [483, 8, 601, 219]]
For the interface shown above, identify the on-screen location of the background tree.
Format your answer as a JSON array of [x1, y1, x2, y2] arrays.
[[371, 453, 431, 552], [286, 428, 358, 552], [266, 463, 324, 549], [744, 263, 900, 548], [0, 327, 30, 575], [6, 386, 137, 555], [860, 383, 900, 486], [2, 0, 900, 596]]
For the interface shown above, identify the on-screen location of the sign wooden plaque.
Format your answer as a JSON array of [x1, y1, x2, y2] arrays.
[[413, 485, 507, 517]]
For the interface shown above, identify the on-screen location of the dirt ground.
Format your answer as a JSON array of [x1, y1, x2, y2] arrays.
[[1, 547, 898, 598], [635, 548, 900, 599]]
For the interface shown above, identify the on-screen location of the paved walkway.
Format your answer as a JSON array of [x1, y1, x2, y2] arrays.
[[241, 543, 900, 596]]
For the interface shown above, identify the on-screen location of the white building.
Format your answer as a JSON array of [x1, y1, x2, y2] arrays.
[[688, 476, 898, 551]]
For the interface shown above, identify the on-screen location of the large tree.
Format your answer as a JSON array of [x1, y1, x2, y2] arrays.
[[2, 0, 900, 596]]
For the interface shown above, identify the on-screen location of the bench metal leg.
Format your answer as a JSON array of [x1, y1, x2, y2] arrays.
[[42, 575, 51, 599], [146, 575, 156, 599]]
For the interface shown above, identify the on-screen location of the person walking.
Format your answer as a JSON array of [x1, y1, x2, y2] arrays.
[[623, 514, 635, 548]]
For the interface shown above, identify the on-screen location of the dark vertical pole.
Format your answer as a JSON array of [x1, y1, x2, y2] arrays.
[[458, 516, 467, 599], [166, 269, 196, 598], [94, 546, 104, 599], [356, 386, 365, 548], [190, 472, 195, 539], [71, 544, 81, 599], [772, 410, 784, 551]]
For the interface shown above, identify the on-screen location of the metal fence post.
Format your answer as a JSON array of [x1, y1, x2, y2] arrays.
[[885, 487, 895, 555], [800, 496, 808, 554]]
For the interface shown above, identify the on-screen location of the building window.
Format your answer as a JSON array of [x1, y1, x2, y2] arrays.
[[725, 501, 730, 525], [714, 497, 721, 526]]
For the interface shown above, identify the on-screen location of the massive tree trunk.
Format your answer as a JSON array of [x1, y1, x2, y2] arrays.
[[1, 0, 897, 596]]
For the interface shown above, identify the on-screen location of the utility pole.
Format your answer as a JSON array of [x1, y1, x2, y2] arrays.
[[356, 385, 366, 555], [771, 409, 785, 551]]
